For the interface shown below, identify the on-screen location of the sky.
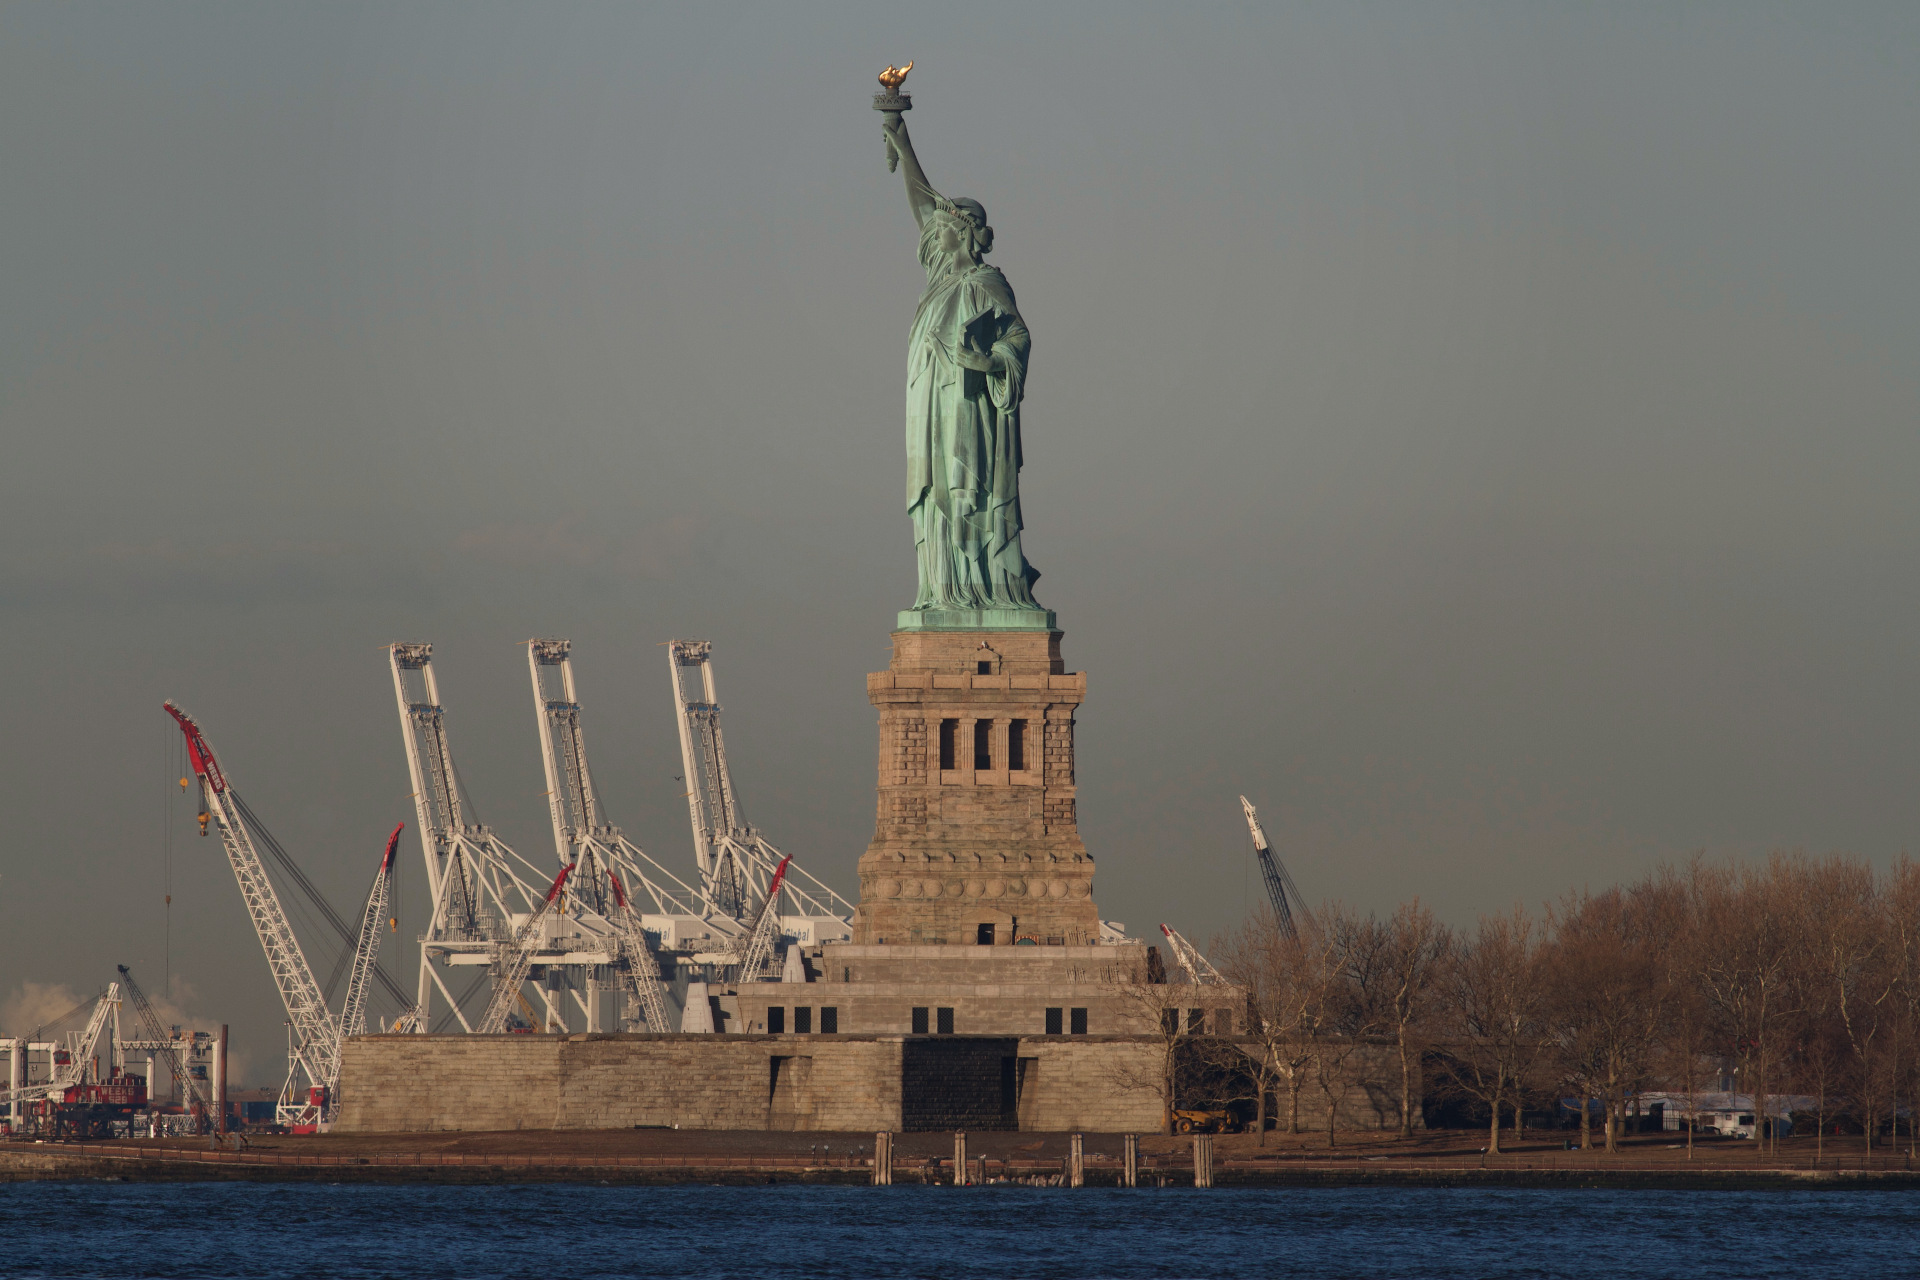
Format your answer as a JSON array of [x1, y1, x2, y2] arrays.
[[2, 3, 1915, 1079]]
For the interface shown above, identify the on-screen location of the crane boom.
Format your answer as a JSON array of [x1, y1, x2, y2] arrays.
[[115, 965, 208, 1113], [165, 703, 338, 1096], [340, 823, 405, 1040], [733, 857, 791, 981], [476, 864, 575, 1035], [1239, 795, 1300, 940], [1159, 924, 1224, 986], [668, 640, 852, 925], [528, 639, 703, 920], [606, 873, 675, 1031]]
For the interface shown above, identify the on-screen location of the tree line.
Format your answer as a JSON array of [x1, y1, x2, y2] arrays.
[[1202, 853, 1920, 1156]]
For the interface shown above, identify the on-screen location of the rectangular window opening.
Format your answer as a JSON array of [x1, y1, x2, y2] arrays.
[[767, 1007, 785, 1035], [977, 660, 992, 675], [976, 923, 996, 946], [1070, 1007, 1088, 1035], [1187, 1008, 1205, 1034], [794, 1007, 812, 1034], [973, 719, 992, 770], [911, 1006, 930, 1035], [936, 1007, 955, 1035], [1009, 720, 1027, 771], [939, 720, 957, 771], [1044, 1007, 1063, 1036], [820, 1007, 838, 1034], [1161, 1009, 1179, 1035]]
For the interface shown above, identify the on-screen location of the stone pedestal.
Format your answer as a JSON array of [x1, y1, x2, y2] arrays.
[[849, 628, 1099, 945]]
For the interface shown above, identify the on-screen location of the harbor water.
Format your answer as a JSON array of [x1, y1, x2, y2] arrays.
[[4, 1181, 1918, 1278]]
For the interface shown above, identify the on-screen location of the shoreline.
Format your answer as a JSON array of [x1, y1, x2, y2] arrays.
[[6, 1133, 1918, 1189]]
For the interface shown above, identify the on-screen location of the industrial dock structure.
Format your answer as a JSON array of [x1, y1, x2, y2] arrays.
[[34, 608, 1373, 1139]]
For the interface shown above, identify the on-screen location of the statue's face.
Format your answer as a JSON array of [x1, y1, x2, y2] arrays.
[[935, 215, 977, 261]]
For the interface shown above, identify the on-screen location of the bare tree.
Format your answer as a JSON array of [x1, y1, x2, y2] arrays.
[[1640, 866, 1710, 1158], [1437, 906, 1544, 1156], [1104, 946, 1202, 1134], [1216, 907, 1338, 1143], [1316, 903, 1386, 1148], [1213, 909, 1320, 1143], [1787, 1003, 1847, 1166], [1375, 899, 1449, 1138], [1540, 886, 1673, 1152], [1887, 857, 1920, 1159], [1685, 857, 1802, 1149], [1802, 855, 1899, 1153]]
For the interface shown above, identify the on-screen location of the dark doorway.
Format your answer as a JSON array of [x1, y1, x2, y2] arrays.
[[977, 923, 995, 945], [900, 1038, 1020, 1131], [974, 719, 992, 769]]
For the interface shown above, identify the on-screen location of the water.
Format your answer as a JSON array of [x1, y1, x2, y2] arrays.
[[3, 1183, 1916, 1278]]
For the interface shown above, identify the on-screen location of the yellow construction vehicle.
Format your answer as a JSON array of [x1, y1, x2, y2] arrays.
[[1172, 1108, 1235, 1134]]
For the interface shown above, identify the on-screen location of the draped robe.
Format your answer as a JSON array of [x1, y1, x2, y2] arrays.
[[905, 222, 1042, 612]]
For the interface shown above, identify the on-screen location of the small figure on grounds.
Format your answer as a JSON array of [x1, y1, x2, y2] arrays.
[[877, 79, 1045, 620]]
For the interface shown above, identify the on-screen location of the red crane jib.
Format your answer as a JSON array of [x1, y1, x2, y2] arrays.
[[380, 821, 404, 873], [163, 702, 227, 795]]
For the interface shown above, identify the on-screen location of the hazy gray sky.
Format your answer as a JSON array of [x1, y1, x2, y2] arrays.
[[3, 3, 1915, 1075]]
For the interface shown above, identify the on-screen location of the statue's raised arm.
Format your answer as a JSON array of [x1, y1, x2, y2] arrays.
[[881, 114, 939, 230]]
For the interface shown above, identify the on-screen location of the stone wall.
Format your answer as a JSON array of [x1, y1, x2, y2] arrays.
[[333, 1034, 900, 1134], [1013, 1037, 1166, 1132], [334, 1033, 1412, 1136]]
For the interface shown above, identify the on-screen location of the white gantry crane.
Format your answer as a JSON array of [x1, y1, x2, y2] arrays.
[[0, 983, 122, 1110], [392, 643, 577, 1035], [667, 640, 853, 940], [397, 642, 671, 1035], [164, 702, 405, 1124], [1160, 924, 1226, 985], [527, 639, 698, 1030]]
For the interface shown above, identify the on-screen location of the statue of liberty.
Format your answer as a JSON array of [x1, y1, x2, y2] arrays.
[[877, 79, 1051, 629]]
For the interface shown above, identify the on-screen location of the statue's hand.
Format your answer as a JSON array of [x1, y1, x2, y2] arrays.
[[881, 117, 909, 173], [952, 346, 998, 373]]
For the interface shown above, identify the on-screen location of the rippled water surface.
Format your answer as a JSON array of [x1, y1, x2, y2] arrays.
[[3, 1182, 1917, 1278]]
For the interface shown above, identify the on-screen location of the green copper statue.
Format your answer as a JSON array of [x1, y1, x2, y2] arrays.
[[875, 68, 1053, 630]]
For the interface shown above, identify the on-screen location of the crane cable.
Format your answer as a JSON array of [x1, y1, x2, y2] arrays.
[[226, 791, 410, 1009]]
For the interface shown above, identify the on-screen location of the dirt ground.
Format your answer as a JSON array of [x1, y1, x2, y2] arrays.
[[95, 1126, 1920, 1171]]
